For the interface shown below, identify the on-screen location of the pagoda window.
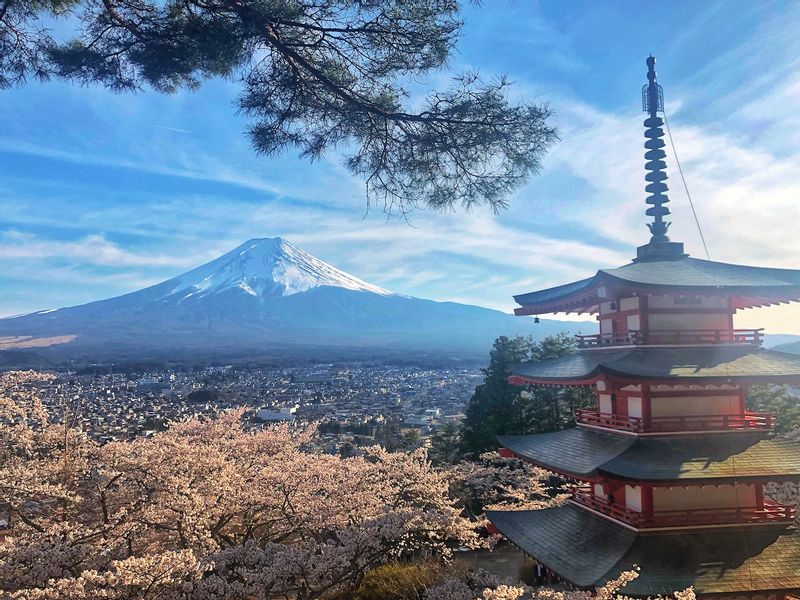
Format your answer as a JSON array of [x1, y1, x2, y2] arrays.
[[626, 395, 643, 419], [592, 483, 605, 499], [598, 393, 613, 414], [599, 297, 640, 314], [624, 485, 643, 512], [599, 300, 618, 314]]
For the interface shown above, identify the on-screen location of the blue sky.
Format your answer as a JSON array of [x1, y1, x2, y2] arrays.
[[3, 1, 800, 332]]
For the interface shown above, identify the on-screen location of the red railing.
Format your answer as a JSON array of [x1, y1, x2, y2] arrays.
[[576, 409, 643, 432], [576, 409, 773, 433], [573, 488, 644, 525], [576, 328, 763, 348], [573, 488, 796, 529]]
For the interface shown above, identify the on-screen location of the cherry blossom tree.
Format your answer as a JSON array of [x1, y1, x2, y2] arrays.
[[1, 371, 482, 598], [448, 452, 569, 519], [422, 569, 685, 600], [0, 371, 694, 600]]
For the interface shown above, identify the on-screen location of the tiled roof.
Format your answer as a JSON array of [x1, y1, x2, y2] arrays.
[[500, 429, 800, 481], [510, 347, 800, 383], [514, 257, 800, 312], [487, 504, 636, 588], [487, 503, 800, 596], [498, 429, 635, 477], [601, 257, 800, 288], [512, 276, 597, 307]]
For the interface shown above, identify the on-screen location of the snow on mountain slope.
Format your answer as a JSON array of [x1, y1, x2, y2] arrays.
[[162, 238, 392, 300], [0, 237, 595, 362]]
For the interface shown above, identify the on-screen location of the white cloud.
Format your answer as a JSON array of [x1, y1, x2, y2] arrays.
[[0, 231, 193, 268], [4, 6, 800, 334]]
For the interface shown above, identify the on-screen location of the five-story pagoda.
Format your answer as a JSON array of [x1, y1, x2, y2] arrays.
[[487, 57, 800, 598]]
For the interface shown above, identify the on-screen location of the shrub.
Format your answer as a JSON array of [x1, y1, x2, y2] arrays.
[[354, 562, 441, 600]]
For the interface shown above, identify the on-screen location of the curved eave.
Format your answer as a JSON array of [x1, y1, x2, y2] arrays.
[[604, 435, 800, 483], [499, 429, 800, 483], [513, 276, 598, 310], [509, 371, 800, 387], [508, 348, 800, 386], [513, 260, 800, 315], [488, 504, 800, 596], [487, 505, 636, 589], [498, 429, 636, 480], [509, 374, 600, 386]]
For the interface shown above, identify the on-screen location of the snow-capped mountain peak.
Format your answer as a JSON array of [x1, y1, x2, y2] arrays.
[[163, 237, 392, 300], [0, 236, 591, 362]]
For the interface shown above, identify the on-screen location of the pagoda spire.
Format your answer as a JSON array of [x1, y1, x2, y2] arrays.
[[634, 55, 685, 262], [642, 55, 670, 242]]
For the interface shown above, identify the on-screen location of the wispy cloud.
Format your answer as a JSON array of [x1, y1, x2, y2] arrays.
[[2, 4, 800, 333], [0, 231, 193, 268]]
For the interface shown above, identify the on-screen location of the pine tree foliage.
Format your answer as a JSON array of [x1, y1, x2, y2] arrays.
[[0, 0, 558, 214], [747, 384, 800, 433], [459, 334, 593, 456]]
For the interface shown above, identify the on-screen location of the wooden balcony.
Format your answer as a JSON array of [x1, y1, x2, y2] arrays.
[[573, 488, 796, 529], [576, 328, 764, 348], [576, 408, 774, 433]]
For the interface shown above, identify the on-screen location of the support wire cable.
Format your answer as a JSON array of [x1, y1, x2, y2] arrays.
[[662, 109, 711, 260]]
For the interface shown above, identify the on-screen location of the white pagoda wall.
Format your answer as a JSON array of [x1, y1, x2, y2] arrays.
[[650, 395, 742, 418], [652, 484, 757, 511], [597, 295, 734, 335], [647, 312, 730, 332], [647, 295, 728, 309]]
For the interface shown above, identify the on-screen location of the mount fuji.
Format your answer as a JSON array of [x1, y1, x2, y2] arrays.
[[0, 238, 592, 364]]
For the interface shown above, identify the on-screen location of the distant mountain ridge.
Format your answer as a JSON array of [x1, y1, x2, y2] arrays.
[[0, 238, 593, 364]]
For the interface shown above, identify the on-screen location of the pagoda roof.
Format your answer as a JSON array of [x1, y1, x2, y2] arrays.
[[509, 347, 800, 385], [514, 256, 800, 314], [487, 503, 800, 596], [498, 429, 800, 482]]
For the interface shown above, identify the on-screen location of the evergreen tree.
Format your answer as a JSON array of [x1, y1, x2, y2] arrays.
[[1, 0, 557, 214], [427, 421, 462, 466], [459, 336, 532, 456], [459, 333, 592, 456], [747, 384, 800, 433]]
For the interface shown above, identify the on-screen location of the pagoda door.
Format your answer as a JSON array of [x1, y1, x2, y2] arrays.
[[611, 393, 628, 418], [611, 316, 628, 342]]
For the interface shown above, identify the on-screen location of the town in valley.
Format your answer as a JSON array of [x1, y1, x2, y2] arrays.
[[4, 364, 482, 452]]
